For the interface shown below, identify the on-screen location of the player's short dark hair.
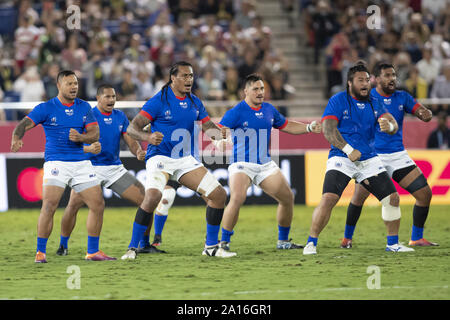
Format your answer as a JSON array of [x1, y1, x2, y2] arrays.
[[97, 83, 115, 96], [57, 70, 77, 83], [373, 62, 395, 77], [244, 73, 263, 88], [346, 61, 369, 84]]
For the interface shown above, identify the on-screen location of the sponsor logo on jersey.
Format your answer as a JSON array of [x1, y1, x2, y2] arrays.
[[104, 117, 113, 125], [356, 103, 365, 109], [255, 112, 264, 119], [65, 109, 74, 116], [179, 101, 188, 108], [383, 98, 391, 105], [50, 117, 57, 126]]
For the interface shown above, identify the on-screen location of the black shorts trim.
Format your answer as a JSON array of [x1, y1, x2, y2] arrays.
[[322, 170, 351, 197], [359, 171, 397, 201], [392, 165, 417, 183]]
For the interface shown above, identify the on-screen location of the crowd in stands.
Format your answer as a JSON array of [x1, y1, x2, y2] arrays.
[[0, 0, 291, 121], [301, 0, 450, 115]]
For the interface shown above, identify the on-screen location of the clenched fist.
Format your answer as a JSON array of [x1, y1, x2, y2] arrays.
[[69, 128, 83, 142], [85, 142, 102, 154], [347, 149, 361, 162], [148, 132, 164, 145], [137, 149, 146, 161], [11, 138, 23, 152], [378, 117, 393, 133], [416, 107, 432, 122]]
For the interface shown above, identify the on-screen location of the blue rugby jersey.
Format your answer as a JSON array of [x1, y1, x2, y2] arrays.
[[139, 86, 209, 160], [26, 97, 98, 162], [87, 107, 129, 166], [219, 100, 287, 164], [321, 91, 387, 161], [371, 88, 420, 154]]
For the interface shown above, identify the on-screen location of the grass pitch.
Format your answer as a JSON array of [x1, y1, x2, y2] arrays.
[[0, 204, 449, 300]]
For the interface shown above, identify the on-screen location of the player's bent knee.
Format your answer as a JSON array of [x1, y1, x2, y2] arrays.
[[156, 188, 176, 216], [208, 185, 227, 207], [197, 171, 222, 198], [141, 188, 162, 212], [381, 195, 401, 221], [145, 171, 168, 194]]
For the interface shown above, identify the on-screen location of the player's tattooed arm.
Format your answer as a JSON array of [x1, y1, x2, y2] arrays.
[[11, 117, 35, 152], [127, 113, 163, 145], [322, 119, 347, 149], [202, 119, 225, 140], [123, 132, 145, 159]]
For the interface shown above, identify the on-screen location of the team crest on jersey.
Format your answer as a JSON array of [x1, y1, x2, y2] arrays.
[[119, 125, 123, 131], [242, 121, 248, 128], [83, 116, 87, 122], [51, 168, 59, 176], [65, 109, 74, 116], [164, 110, 172, 120], [104, 117, 112, 125], [271, 118, 274, 125], [356, 103, 365, 109], [179, 101, 188, 109], [255, 112, 264, 119], [399, 105, 404, 111], [383, 98, 391, 105], [343, 109, 349, 119], [50, 117, 57, 126]]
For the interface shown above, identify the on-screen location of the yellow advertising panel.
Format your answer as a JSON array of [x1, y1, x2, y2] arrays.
[[305, 150, 450, 206]]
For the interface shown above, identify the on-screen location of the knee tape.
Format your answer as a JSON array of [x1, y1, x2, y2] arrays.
[[197, 171, 221, 197], [156, 188, 177, 216], [146, 171, 168, 193], [380, 195, 401, 221]]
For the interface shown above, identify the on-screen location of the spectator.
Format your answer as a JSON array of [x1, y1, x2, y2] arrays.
[[14, 14, 41, 71], [135, 70, 154, 101], [61, 34, 88, 77], [222, 65, 239, 101], [42, 63, 59, 100], [13, 65, 45, 102], [430, 60, 450, 115], [416, 45, 441, 92], [0, 86, 5, 121], [311, 0, 338, 65], [405, 66, 428, 99], [427, 112, 449, 149], [234, 0, 256, 30]]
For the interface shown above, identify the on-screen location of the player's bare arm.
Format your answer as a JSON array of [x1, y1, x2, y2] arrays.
[[11, 117, 35, 152], [323, 118, 361, 162], [281, 120, 321, 134], [202, 119, 225, 140], [414, 104, 432, 122], [69, 124, 99, 144], [83, 142, 102, 154], [123, 132, 145, 160], [378, 113, 398, 135], [127, 113, 163, 145]]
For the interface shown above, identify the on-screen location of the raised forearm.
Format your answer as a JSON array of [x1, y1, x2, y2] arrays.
[[124, 133, 142, 156], [202, 120, 223, 140], [322, 119, 347, 149], [12, 117, 34, 140], [79, 126, 99, 144], [127, 123, 152, 142]]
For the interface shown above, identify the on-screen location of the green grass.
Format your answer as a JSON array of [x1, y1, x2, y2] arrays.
[[0, 205, 449, 300]]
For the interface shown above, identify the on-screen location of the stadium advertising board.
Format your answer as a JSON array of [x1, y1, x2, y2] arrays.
[[6, 155, 305, 209], [305, 150, 450, 206]]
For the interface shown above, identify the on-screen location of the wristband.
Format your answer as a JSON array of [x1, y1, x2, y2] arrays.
[[306, 123, 312, 133], [342, 144, 354, 155]]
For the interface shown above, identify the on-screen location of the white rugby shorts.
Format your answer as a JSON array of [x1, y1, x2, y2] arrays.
[[93, 164, 128, 188], [228, 160, 279, 186], [377, 150, 416, 178], [326, 156, 386, 183], [145, 155, 204, 191], [43, 160, 99, 192]]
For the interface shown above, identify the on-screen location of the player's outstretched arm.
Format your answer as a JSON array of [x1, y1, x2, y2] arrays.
[[127, 113, 163, 145], [280, 120, 321, 134], [323, 118, 361, 162], [11, 117, 35, 152], [413, 104, 433, 122], [378, 113, 398, 135]]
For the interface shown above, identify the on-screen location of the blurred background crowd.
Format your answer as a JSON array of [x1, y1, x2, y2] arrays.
[[299, 0, 450, 115], [0, 0, 290, 120], [0, 0, 449, 130]]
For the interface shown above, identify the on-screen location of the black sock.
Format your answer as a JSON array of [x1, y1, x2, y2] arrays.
[[412, 205, 429, 228]]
